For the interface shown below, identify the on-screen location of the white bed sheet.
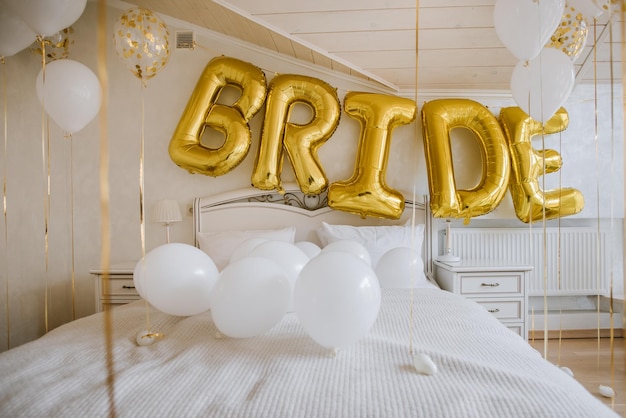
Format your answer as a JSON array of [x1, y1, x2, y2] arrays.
[[0, 289, 617, 417]]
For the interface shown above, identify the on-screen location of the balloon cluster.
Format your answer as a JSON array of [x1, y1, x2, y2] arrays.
[[0, 0, 86, 59], [29, 27, 74, 64], [494, 0, 610, 122], [0, 0, 101, 135], [0, 4, 170, 135], [133, 239, 407, 352]]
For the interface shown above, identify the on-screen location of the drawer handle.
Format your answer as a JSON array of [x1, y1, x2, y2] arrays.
[[488, 308, 500, 313], [481, 282, 500, 287], [122, 285, 136, 289]]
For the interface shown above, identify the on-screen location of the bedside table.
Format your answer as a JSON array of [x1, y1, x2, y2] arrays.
[[434, 259, 532, 340], [90, 262, 140, 312]]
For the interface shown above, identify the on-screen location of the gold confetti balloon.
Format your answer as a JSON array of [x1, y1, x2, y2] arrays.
[[30, 27, 74, 63], [113, 7, 170, 82], [546, 5, 589, 62]]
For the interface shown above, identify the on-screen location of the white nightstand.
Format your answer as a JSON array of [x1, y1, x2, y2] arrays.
[[434, 259, 532, 340], [90, 262, 140, 312]]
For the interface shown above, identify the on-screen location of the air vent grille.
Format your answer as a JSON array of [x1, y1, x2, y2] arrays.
[[175, 31, 195, 50]]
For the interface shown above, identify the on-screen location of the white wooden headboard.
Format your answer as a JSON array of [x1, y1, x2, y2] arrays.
[[193, 183, 432, 273]]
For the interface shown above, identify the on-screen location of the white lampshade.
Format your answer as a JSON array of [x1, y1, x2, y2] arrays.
[[154, 199, 182, 224]]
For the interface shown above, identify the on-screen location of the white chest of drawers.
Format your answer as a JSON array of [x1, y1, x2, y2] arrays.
[[90, 262, 140, 312], [434, 260, 532, 340]]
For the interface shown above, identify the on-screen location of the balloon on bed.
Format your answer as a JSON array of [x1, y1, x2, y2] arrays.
[[210, 257, 291, 338], [294, 251, 381, 354], [133, 243, 219, 317]]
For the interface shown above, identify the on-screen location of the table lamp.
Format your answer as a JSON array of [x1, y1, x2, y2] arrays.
[[154, 199, 182, 243]]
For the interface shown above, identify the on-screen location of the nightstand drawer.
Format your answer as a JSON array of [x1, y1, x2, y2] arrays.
[[459, 273, 522, 296], [91, 262, 139, 313], [100, 277, 138, 298], [475, 299, 523, 321]]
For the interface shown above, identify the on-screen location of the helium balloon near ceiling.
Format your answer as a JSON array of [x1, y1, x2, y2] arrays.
[[113, 7, 171, 83]]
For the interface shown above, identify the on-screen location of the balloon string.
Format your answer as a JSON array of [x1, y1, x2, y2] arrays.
[[528, 201, 539, 343], [69, 137, 76, 321], [407, 0, 420, 359], [97, 0, 116, 415], [409, 184, 416, 357], [606, 9, 621, 409], [140, 80, 151, 333], [2, 59, 10, 350], [591, 17, 602, 369], [536, 6, 544, 124], [540, 115, 547, 355], [556, 130, 563, 367]]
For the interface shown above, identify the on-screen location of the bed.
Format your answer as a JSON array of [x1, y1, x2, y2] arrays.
[[0, 184, 618, 417]]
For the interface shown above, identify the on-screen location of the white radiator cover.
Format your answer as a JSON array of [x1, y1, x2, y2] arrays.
[[449, 227, 609, 296]]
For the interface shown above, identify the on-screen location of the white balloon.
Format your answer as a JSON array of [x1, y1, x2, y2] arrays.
[[375, 247, 433, 288], [133, 259, 147, 299], [248, 241, 309, 311], [35, 59, 102, 134], [134, 243, 219, 316], [511, 48, 575, 122], [210, 257, 290, 338], [0, 7, 36, 58], [295, 241, 321, 260], [294, 251, 381, 350], [3, 0, 87, 37], [321, 239, 371, 266], [229, 237, 267, 265], [494, 0, 564, 61]]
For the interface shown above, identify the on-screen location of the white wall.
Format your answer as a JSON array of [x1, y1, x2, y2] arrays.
[[0, 2, 622, 351]]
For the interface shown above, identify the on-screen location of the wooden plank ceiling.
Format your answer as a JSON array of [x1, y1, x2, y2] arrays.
[[125, 0, 623, 93]]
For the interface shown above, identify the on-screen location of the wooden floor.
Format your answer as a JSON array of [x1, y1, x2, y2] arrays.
[[530, 337, 625, 416]]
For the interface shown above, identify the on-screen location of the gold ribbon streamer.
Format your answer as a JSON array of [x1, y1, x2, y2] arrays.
[[614, 4, 626, 409], [2, 58, 9, 350], [37, 36, 50, 334], [97, 0, 116, 415], [621, 0, 626, 363]]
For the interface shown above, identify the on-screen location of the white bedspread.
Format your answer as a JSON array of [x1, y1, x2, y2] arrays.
[[0, 289, 617, 417]]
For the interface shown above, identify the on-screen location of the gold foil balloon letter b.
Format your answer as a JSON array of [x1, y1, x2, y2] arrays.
[[169, 56, 267, 176]]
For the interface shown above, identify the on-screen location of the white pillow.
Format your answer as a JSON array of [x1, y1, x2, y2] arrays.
[[197, 227, 296, 271], [317, 222, 425, 268]]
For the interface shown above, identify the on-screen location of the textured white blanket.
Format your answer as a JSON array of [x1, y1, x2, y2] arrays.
[[0, 289, 617, 417]]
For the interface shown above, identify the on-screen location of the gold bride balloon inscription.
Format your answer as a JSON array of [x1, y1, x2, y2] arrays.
[[328, 92, 416, 219], [169, 56, 267, 176], [169, 56, 584, 222], [251, 74, 340, 194], [421, 99, 510, 221], [499, 106, 584, 223]]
